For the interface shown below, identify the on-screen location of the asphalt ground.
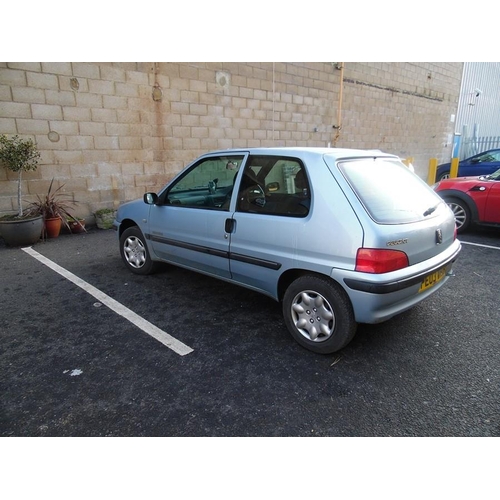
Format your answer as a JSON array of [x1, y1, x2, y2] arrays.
[[2, 224, 498, 498], [1, 226, 499, 438]]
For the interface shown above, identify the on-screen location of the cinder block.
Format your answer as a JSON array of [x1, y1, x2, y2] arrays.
[[0, 118, 16, 134], [41, 62, 72, 75], [0, 101, 31, 118], [16, 119, 50, 135], [12, 87, 45, 104], [94, 136, 119, 150], [26, 72, 59, 90], [63, 107, 91, 121], [31, 103, 63, 120], [115, 82, 139, 97], [8, 63, 41, 72], [45, 90, 76, 106], [72, 63, 100, 79]]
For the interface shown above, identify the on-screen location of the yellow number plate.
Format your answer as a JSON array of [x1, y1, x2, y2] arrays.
[[419, 267, 447, 293]]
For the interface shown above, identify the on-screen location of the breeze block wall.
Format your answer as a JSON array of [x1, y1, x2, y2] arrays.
[[0, 62, 463, 220]]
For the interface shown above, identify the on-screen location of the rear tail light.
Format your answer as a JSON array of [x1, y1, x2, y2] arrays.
[[453, 225, 457, 240], [355, 248, 409, 274]]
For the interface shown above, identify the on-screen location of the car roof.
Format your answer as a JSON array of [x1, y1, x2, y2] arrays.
[[202, 146, 398, 161]]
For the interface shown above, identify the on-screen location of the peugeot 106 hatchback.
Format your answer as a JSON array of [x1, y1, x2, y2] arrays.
[[114, 148, 461, 354]]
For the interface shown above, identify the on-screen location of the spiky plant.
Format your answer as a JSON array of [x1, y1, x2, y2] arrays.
[[26, 178, 79, 235]]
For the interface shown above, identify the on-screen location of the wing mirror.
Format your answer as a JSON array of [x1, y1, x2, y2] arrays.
[[144, 192, 159, 205], [266, 182, 280, 193]]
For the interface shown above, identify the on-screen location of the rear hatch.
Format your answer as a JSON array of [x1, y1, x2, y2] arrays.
[[325, 155, 457, 265]]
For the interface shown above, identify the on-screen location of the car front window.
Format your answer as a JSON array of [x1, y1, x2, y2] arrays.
[[165, 155, 245, 209], [338, 158, 445, 224]]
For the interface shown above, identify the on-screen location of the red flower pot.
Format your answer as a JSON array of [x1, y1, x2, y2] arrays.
[[45, 217, 62, 238]]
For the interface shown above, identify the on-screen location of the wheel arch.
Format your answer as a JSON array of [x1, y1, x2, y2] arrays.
[[118, 218, 140, 237], [438, 189, 479, 223], [277, 268, 346, 302]]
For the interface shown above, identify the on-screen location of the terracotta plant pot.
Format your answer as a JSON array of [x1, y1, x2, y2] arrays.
[[69, 218, 86, 234], [45, 217, 62, 238]]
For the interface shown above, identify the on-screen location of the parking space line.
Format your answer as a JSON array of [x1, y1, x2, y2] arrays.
[[461, 241, 500, 251], [22, 247, 194, 356]]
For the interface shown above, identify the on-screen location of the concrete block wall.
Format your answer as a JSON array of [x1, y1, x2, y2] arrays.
[[338, 62, 463, 173], [0, 62, 463, 218]]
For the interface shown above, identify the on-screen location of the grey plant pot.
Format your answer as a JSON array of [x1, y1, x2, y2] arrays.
[[0, 215, 43, 246]]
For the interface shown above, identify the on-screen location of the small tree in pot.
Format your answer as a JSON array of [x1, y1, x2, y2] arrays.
[[0, 135, 40, 218], [0, 135, 43, 246]]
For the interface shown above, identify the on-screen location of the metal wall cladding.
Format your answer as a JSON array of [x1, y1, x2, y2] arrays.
[[456, 62, 500, 158]]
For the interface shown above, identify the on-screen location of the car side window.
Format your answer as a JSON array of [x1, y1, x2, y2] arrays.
[[237, 156, 311, 217], [165, 156, 244, 209], [477, 151, 500, 163]]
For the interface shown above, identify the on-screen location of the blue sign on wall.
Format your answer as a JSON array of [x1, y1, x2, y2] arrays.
[[452, 133, 461, 159]]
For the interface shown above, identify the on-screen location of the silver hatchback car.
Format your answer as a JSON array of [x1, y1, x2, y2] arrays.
[[114, 148, 461, 353]]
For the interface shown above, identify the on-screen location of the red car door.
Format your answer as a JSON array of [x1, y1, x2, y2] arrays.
[[483, 180, 500, 223]]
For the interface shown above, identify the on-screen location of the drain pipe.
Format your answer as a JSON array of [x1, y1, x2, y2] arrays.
[[332, 62, 344, 146]]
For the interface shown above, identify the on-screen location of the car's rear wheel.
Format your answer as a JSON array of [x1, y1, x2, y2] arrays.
[[438, 171, 450, 181], [282, 275, 357, 354], [444, 197, 471, 233], [120, 226, 158, 275]]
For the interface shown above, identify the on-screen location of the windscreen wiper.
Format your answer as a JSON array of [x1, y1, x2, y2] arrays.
[[423, 204, 439, 217]]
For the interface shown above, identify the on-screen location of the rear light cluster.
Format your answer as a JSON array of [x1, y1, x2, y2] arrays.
[[355, 248, 409, 274]]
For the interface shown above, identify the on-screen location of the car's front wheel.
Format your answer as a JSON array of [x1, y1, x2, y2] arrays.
[[282, 275, 357, 354], [444, 197, 471, 233], [119, 226, 158, 275], [438, 171, 450, 181]]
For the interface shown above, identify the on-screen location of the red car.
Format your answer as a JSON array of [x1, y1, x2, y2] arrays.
[[433, 168, 500, 233]]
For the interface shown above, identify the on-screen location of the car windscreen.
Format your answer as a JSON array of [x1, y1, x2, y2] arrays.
[[337, 158, 445, 224], [486, 168, 500, 180]]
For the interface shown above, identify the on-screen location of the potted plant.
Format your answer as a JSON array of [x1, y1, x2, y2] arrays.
[[26, 178, 79, 239], [66, 216, 86, 234], [94, 207, 116, 229], [0, 135, 43, 246]]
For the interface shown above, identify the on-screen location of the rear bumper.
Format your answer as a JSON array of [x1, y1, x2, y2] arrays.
[[344, 244, 460, 294], [333, 240, 461, 323]]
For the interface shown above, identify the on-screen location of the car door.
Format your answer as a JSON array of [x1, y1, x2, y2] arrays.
[[483, 177, 500, 223], [227, 155, 312, 298], [148, 153, 247, 278]]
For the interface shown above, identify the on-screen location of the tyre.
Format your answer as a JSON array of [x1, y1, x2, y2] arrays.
[[438, 171, 450, 181], [282, 275, 357, 354], [444, 197, 471, 233], [119, 226, 158, 275]]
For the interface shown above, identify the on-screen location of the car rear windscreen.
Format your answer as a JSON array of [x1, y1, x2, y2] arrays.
[[337, 158, 445, 224]]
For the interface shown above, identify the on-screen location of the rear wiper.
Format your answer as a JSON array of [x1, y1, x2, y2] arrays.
[[423, 204, 439, 217]]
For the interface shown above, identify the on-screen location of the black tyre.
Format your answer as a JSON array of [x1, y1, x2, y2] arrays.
[[438, 171, 450, 181], [282, 275, 357, 354], [119, 226, 158, 275], [444, 197, 471, 233]]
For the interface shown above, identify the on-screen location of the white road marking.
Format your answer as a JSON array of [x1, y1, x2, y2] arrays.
[[461, 240, 500, 251], [22, 247, 194, 356]]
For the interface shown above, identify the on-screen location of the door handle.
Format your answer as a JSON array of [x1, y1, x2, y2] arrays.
[[225, 218, 235, 233]]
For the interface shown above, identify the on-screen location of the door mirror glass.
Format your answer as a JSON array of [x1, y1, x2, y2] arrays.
[[144, 192, 159, 205]]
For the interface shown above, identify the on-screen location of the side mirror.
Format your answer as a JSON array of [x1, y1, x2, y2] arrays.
[[266, 182, 280, 193], [144, 192, 159, 205]]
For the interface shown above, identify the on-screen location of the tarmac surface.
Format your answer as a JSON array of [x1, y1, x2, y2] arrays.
[[1, 226, 499, 437]]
